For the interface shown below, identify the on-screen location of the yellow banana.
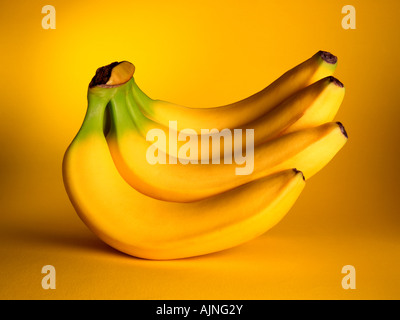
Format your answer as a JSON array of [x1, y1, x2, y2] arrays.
[[131, 50, 338, 132], [125, 75, 345, 161], [107, 81, 347, 202], [63, 84, 305, 260]]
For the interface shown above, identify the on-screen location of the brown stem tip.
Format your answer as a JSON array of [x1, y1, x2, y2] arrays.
[[336, 122, 348, 138], [89, 62, 120, 88], [328, 76, 344, 88], [319, 51, 337, 64], [293, 168, 305, 181], [89, 61, 135, 88]]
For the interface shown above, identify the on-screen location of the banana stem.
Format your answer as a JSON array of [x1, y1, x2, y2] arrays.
[[109, 86, 140, 136], [125, 85, 151, 131], [89, 61, 135, 88], [319, 51, 337, 64], [130, 78, 154, 114], [76, 94, 108, 139], [75, 86, 120, 140]]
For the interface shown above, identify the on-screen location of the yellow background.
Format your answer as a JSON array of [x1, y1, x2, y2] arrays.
[[1, 0, 399, 299]]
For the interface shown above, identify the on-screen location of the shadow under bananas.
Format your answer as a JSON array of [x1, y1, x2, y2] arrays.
[[1, 203, 307, 277], [1, 212, 121, 258]]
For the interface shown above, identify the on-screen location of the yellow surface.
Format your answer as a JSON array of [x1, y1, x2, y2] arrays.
[[1, 0, 400, 299]]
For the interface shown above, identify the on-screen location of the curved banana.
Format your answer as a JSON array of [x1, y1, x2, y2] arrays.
[[62, 84, 305, 260], [107, 82, 347, 202], [126, 75, 345, 161], [130, 51, 338, 132]]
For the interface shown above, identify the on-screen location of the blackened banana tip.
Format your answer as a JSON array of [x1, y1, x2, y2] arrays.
[[319, 51, 337, 64], [293, 168, 305, 181], [336, 122, 348, 138], [89, 61, 120, 88], [328, 76, 344, 88]]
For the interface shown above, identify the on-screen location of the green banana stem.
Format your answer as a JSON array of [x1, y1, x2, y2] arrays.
[[109, 84, 142, 137], [73, 81, 140, 142], [75, 89, 114, 140], [101, 79, 151, 138], [126, 84, 150, 131], [84, 60, 138, 138], [130, 78, 154, 115]]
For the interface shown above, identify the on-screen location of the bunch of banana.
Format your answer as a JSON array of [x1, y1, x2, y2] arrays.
[[63, 51, 348, 260]]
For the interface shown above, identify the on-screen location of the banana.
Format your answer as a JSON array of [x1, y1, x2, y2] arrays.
[[107, 81, 347, 202], [125, 75, 345, 161], [62, 84, 305, 260], [131, 50, 338, 132]]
